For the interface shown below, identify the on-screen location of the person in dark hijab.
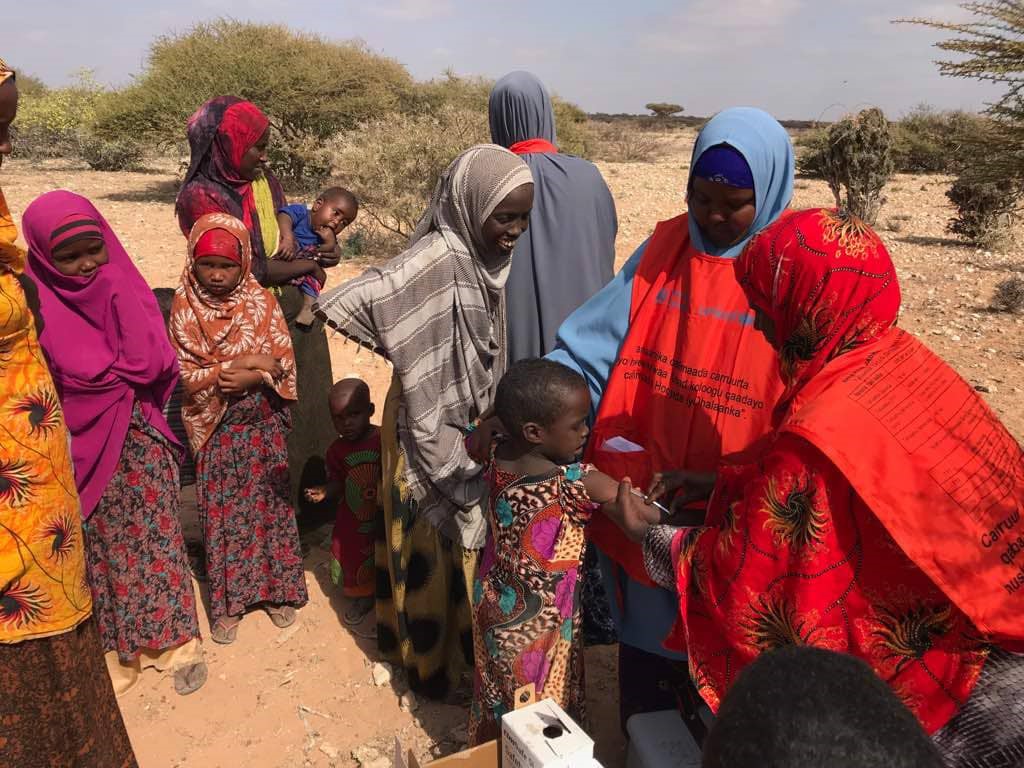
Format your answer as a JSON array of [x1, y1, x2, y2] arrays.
[[489, 71, 617, 363]]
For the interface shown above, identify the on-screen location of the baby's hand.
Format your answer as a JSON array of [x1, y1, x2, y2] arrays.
[[276, 234, 298, 261], [316, 225, 338, 248], [304, 486, 327, 503]]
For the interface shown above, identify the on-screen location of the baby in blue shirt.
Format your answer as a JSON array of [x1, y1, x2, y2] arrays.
[[277, 187, 359, 326]]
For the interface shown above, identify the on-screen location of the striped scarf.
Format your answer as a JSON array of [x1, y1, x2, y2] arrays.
[[316, 144, 532, 549]]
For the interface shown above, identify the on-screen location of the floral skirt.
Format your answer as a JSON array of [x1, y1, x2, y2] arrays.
[[196, 392, 308, 623], [0, 617, 138, 768], [83, 404, 200, 663]]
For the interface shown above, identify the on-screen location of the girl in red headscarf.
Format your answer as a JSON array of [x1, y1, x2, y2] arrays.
[[171, 213, 307, 644], [175, 96, 338, 524], [610, 208, 1024, 766]]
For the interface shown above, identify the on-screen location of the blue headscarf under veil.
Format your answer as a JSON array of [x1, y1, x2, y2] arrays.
[[687, 107, 795, 258]]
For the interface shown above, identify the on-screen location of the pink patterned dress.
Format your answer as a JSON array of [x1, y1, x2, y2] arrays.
[[468, 460, 595, 744]]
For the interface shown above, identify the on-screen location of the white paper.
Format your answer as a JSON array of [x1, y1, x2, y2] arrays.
[[601, 436, 645, 453]]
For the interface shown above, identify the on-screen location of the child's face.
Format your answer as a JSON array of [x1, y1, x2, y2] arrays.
[[193, 255, 242, 296], [329, 389, 375, 442], [535, 385, 591, 465], [311, 196, 358, 235], [50, 237, 109, 279]]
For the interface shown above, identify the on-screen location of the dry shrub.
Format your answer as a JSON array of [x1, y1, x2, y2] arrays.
[[12, 70, 103, 160], [328, 105, 490, 244], [991, 275, 1024, 312], [589, 120, 662, 163], [946, 178, 1016, 249], [823, 108, 894, 225]]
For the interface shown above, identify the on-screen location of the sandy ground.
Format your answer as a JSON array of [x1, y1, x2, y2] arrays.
[[3, 132, 1022, 768]]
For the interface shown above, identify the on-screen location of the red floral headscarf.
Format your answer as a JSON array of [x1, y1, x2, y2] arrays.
[[736, 208, 902, 409]]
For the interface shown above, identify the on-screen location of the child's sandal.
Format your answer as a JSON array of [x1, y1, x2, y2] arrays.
[[211, 617, 241, 645], [265, 604, 296, 629], [173, 660, 208, 695]]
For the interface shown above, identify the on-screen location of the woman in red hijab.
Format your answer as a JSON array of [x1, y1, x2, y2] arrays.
[[176, 96, 337, 520], [612, 208, 1024, 766]]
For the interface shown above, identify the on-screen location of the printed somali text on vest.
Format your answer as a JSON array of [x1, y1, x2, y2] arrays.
[[617, 345, 766, 418]]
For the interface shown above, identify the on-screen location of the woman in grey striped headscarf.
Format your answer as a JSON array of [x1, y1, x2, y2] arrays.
[[317, 144, 533, 699]]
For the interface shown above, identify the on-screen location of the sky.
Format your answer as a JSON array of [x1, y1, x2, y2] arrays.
[[5, 0, 1003, 120]]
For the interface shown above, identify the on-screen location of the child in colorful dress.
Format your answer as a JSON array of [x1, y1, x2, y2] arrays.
[[305, 378, 381, 625], [468, 358, 658, 744], [171, 212, 308, 645], [276, 187, 358, 327]]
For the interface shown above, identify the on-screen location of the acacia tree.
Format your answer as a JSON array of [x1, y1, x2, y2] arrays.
[[903, 2, 1024, 191], [645, 102, 684, 119], [903, 2, 1024, 245]]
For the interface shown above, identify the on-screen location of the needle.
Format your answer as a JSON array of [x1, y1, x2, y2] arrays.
[[630, 487, 670, 515]]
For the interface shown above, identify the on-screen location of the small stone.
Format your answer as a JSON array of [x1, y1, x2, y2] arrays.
[[352, 745, 381, 765], [400, 692, 418, 712], [320, 743, 340, 760], [950, 335, 961, 342], [371, 662, 392, 687], [974, 384, 991, 393]]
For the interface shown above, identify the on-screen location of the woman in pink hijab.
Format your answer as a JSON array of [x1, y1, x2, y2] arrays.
[[23, 190, 207, 696]]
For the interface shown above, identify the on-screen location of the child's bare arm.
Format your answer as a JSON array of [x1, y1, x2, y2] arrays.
[[275, 213, 297, 260], [304, 479, 342, 503], [583, 469, 661, 543]]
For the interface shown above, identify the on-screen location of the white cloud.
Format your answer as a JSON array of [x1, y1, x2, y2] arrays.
[[370, 0, 455, 21]]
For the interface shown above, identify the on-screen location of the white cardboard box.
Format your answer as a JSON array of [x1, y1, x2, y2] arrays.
[[501, 699, 594, 768]]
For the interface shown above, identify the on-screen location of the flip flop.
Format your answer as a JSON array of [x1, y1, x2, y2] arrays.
[[265, 604, 296, 628], [211, 617, 240, 645], [174, 660, 208, 695]]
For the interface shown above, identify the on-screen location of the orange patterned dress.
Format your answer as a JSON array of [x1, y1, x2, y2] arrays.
[[0, 186, 91, 643]]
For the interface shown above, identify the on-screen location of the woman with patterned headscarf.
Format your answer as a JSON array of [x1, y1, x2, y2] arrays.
[[612, 208, 1024, 766], [540, 107, 793, 726], [0, 58, 138, 768], [317, 144, 533, 699], [176, 97, 337, 518]]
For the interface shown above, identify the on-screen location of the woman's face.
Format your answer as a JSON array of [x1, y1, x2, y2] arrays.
[[50, 238, 109, 279], [193, 254, 242, 296], [238, 128, 270, 181], [480, 183, 534, 261], [0, 79, 18, 168], [689, 177, 756, 249]]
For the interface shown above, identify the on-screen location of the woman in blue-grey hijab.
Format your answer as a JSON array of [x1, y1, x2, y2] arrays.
[[545, 107, 795, 732], [488, 71, 617, 363], [488, 71, 620, 647]]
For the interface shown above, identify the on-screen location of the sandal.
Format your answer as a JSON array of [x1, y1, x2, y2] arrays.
[[211, 617, 241, 645], [343, 597, 374, 627], [173, 660, 208, 695], [265, 604, 296, 629]]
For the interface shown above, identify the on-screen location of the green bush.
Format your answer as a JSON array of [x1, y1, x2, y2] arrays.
[[78, 133, 145, 172], [823, 107, 894, 225], [328, 105, 490, 243], [92, 19, 414, 187], [946, 177, 1015, 248], [12, 70, 103, 160], [797, 107, 989, 178], [891, 106, 989, 174]]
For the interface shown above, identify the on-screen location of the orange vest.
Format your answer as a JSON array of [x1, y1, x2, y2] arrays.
[[585, 214, 784, 586], [784, 327, 1024, 646]]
